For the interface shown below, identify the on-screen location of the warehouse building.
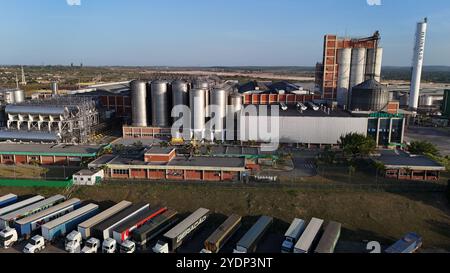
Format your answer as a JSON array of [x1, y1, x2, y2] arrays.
[[0, 143, 106, 166]]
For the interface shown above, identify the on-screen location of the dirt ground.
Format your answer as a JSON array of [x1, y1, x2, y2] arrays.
[[1, 183, 449, 252]]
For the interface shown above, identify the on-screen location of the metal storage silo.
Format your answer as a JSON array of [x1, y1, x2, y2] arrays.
[[193, 80, 210, 114], [13, 90, 25, 104], [51, 82, 58, 96], [210, 88, 228, 141], [337, 48, 352, 107], [151, 80, 170, 128], [190, 88, 206, 140], [227, 93, 243, 141], [131, 80, 148, 127], [350, 79, 389, 112], [171, 80, 189, 110], [365, 48, 383, 82], [349, 48, 367, 107]]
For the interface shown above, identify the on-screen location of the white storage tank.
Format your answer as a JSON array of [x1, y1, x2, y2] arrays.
[[337, 48, 352, 107]]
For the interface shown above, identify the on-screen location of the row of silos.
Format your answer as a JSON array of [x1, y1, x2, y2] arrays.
[[337, 47, 383, 108]]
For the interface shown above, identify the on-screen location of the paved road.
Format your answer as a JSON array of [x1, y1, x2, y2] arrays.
[[405, 126, 450, 156]]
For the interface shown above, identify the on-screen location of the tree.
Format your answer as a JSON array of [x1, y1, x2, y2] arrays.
[[339, 133, 376, 159], [408, 141, 439, 156]]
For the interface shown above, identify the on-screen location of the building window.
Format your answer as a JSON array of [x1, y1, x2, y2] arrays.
[[2, 155, 12, 160], [113, 169, 129, 175]]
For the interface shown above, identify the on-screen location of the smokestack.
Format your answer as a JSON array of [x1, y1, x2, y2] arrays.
[[409, 18, 428, 111]]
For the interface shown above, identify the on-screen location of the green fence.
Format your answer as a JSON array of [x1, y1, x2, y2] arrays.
[[0, 179, 73, 188]]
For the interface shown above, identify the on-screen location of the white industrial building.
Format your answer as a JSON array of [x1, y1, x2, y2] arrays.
[[73, 169, 104, 186]]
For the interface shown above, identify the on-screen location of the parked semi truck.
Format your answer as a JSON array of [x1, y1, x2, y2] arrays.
[[385, 233, 423, 253], [0, 195, 66, 229], [131, 210, 178, 250], [153, 208, 210, 253], [202, 214, 241, 253], [314, 221, 341, 253], [233, 216, 273, 253], [0, 195, 44, 217], [0, 194, 18, 208], [294, 217, 324, 253], [41, 204, 99, 242], [281, 218, 306, 253], [65, 230, 82, 253]]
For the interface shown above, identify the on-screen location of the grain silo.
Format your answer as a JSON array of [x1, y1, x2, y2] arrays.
[[150, 80, 170, 127], [190, 89, 206, 140], [131, 80, 148, 127], [365, 48, 383, 82], [337, 48, 352, 107], [350, 79, 389, 112]]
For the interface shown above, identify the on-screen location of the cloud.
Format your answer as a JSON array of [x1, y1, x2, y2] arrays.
[[367, 0, 382, 6], [66, 0, 81, 6]]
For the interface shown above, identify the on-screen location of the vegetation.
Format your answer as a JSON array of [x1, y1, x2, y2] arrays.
[[339, 133, 377, 159], [408, 141, 440, 156]]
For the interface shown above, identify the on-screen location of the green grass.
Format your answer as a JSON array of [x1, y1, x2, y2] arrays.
[[0, 179, 72, 188]]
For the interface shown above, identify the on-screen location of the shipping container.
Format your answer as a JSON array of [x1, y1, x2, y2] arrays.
[[112, 207, 167, 243], [0, 196, 44, 217], [385, 232, 423, 253], [234, 216, 272, 253], [0, 194, 18, 208], [160, 208, 210, 252], [314, 221, 341, 253], [0, 195, 66, 229], [204, 214, 241, 253], [78, 201, 132, 240], [131, 210, 178, 249], [14, 199, 81, 237], [41, 204, 99, 241], [294, 217, 324, 253], [91, 203, 149, 240]]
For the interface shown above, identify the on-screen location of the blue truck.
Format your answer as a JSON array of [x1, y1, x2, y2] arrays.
[[0, 194, 18, 208], [385, 233, 423, 253]]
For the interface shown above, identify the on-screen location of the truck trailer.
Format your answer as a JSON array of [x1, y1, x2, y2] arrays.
[[294, 217, 324, 253], [233, 216, 273, 253], [91, 203, 149, 240], [385, 232, 423, 253], [41, 204, 99, 241], [314, 221, 341, 253], [112, 206, 167, 244], [203, 214, 241, 253], [131, 210, 178, 250], [281, 218, 306, 253], [0, 194, 18, 208], [14, 198, 81, 237], [153, 208, 210, 253], [0, 195, 66, 229], [78, 201, 132, 240], [0, 195, 45, 217]]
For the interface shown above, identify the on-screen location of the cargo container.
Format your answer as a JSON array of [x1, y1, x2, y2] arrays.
[[204, 214, 241, 253], [294, 217, 324, 253], [78, 201, 131, 240], [385, 232, 423, 253], [14, 198, 81, 237], [131, 210, 178, 250], [41, 204, 99, 241], [91, 203, 149, 240], [0, 196, 44, 217], [153, 208, 210, 253], [112, 207, 167, 244], [0, 194, 18, 208], [314, 221, 341, 253], [233, 216, 273, 253], [0, 195, 66, 229], [281, 218, 306, 253]]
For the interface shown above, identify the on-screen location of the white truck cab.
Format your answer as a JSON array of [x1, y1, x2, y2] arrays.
[[102, 238, 117, 253], [0, 227, 18, 249], [65, 231, 82, 253], [119, 240, 136, 253], [200, 249, 212, 253], [23, 235, 45, 253], [81, 238, 101, 253], [152, 240, 169, 253]]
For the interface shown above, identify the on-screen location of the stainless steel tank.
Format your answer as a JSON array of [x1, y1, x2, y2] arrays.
[[227, 93, 243, 141], [365, 48, 383, 82], [51, 82, 58, 96], [151, 80, 170, 128], [131, 80, 148, 127], [349, 48, 367, 107], [190, 88, 206, 140], [13, 89, 25, 104], [350, 79, 389, 111], [171, 80, 189, 110], [210, 88, 228, 140], [193, 80, 210, 114]]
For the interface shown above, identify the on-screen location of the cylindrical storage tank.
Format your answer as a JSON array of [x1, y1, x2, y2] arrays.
[[13, 90, 25, 104], [171, 80, 189, 111], [131, 80, 148, 127], [4, 91, 15, 104], [193, 80, 210, 114], [190, 89, 206, 140], [350, 79, 389, 112], [419, 95, 434, 107], [349, 48, 367, 107], [150, 80, 169, 128], [337, 48, 352, 107], [409, 18, 428, 110], [51, 82, 58, 96], [210, 89, 228, 141], [365, 48, 383, 82], [399, 94, 410, 107], [227, 93, 243, 141]]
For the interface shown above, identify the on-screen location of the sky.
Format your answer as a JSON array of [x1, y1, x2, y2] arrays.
[[0, 0, 449, 66]]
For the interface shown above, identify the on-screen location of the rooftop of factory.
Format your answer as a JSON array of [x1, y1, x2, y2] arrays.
[[145, 146, 175, 155], [0, 143, 106, 156], [372, 150, 445, 171], [245, 105, 354, 118], [74, 169, 103, 176]]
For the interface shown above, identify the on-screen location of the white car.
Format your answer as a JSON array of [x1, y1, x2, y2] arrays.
[[23, 235, 45, 253]]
